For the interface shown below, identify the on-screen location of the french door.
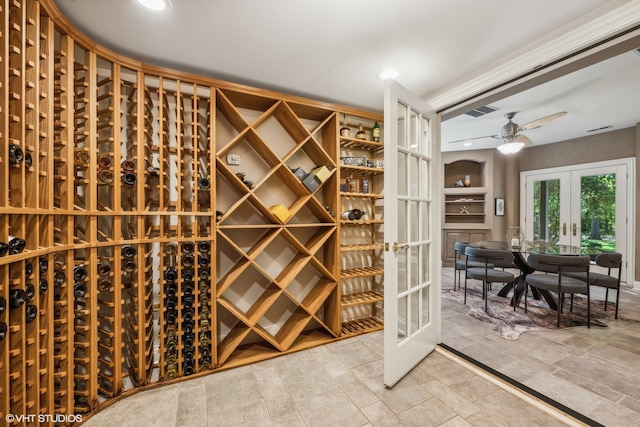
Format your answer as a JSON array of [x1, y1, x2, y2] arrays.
[[383, 79, 440, 387], [522, 159, 633, 283]]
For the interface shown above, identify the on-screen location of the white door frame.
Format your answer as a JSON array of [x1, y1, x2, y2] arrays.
[[520, 158, 635, 286]]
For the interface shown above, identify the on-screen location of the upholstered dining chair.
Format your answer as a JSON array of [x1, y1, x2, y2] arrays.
[[464, 247, 515, 312], [525, 253, 591, 327], [454, 242, 493, 291], [564, 252, 623, 318]]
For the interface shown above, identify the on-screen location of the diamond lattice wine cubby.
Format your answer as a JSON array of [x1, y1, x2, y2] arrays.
[[0, 0, 383, 423]]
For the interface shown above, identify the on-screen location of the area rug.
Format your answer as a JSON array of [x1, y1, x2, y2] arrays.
[[442, 287, 628, 340]]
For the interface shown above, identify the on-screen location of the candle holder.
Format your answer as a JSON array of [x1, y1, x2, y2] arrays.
[[506, 226, 524, 250]]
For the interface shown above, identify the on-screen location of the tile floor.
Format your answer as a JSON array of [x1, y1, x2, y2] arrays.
[[84, 268, 640, 426]]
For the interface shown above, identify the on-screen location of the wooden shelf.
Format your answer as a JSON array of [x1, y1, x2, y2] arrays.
[[0, 0, 383, 422]]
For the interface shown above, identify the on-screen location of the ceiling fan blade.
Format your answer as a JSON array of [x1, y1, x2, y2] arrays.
[[447, 134, 498, 144], [519, 111, 567, 131]]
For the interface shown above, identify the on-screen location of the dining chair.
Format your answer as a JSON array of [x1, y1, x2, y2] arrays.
[[525, 253, 591, 327], [564, 252, 622, 318], [464, 247, 515, 312], [454, 242, 493, 291]]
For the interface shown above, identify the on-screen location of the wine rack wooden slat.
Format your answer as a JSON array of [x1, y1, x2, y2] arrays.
[[0, 0, 383, 424]]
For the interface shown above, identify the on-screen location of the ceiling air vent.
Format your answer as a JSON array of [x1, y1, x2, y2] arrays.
[[464, 105, 497, 118], [586, 125, 613, 133]]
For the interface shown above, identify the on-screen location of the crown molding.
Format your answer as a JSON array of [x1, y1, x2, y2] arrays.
[[428, 0, 640, 111]]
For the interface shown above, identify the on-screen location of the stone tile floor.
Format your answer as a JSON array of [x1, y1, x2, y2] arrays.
[[84, 268, 640, 426]]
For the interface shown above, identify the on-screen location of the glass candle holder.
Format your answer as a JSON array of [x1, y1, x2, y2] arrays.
[[506, 226, 524, 249]]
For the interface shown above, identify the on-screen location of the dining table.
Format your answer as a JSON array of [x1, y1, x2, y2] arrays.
[[468, 240, 603, 310]]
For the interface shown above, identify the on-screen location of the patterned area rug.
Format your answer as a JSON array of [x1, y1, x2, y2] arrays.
[[442, 287, 627, 340]]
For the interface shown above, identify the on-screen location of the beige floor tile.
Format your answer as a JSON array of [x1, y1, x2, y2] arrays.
[[396, 397, 457, 427], [295, 388, 368, 427], [359, 400, 406, 427], [365, 374, 434, 413], [523, 372, 606, 414]]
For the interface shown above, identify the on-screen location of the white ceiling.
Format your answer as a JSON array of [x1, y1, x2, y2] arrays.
[[54, 0, 640, 152]]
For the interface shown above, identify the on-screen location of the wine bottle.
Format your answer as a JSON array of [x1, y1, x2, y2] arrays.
[[73, 265, 88, 281], [215, 211, 223, 222], [39, 257, 49, 273], [0, 242, 8, 257], [165, 243, 178, 256], [183, 282, 194, 296], [183, 362, 194, 376], [25, 283, 35, 301], [74, 150, 90, 166], [97, 261, 111, 276], [197, 241, 210, 253], [24, 152, 33, 169], [181, 253, 195, 267], [346, 173, 358, 193], [54, 269, 66, 285], [183, 334, 194, 348], [372, 121, 381, 142], [0, 322, 7, 342], [166, 298, 177, 311], [97, 169, 114, 183], [74, 282, 88, 298], [199, 270, 210, 280], [198, 178, 210, 189], [121, 245, 137, 258], [39, 278, 48, 294], [182, 242, 195, 253], [361, 173, 369, 194], [0, 296, 5, 315], [164, 267, 178, 282], [121, 159, 136, 173], [26, 261, 33, 277], [182, 268, 195, 282], [198, 254, 210, 267], [340, 209, 363, 220], [166, 364, 177, 380], [183, 309, 194, 323], [7, 236, 26, 255], [166, 309, 177, 324], [183, 321, 194, 335], [165, 282, 178, 298], [98, 279, 111, 291], [25, 304, 37, 323], [9, 143, 25, 164], [97, 155, 112, 169], [122, 259, 136, 273], [147, 166, 160, 175], [121, 172, 137, 186], [340, 116, 351, 137], [10, 289, 27, 308], [183, 295, 194, 310], [355, 124, 367, 140]]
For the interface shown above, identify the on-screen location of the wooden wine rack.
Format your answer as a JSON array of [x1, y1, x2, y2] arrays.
[[338, 125, 385, 335], [0, 0, 383, 424]]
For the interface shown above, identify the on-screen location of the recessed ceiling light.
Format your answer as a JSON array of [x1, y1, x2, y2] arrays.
[[377, 69, 399, 80], [136, 0, 171, 12], [463, 142, 472, 147]]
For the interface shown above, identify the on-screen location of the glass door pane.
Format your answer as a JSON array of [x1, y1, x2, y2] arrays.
[[532, 178, 561, 242], [579, 173, 616, 251]]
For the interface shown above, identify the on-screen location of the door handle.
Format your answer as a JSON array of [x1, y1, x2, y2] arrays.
[[392, 242, 409, 252], [562, 223, 567, 236], [572, 223, 577, 236]]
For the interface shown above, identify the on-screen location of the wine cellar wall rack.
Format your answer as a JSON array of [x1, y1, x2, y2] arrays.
[[0, 0, 384, 424]]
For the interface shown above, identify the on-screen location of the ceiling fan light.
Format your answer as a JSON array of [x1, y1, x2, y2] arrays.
[[136, 0, 170, 11], [497, 141, 524, 154]]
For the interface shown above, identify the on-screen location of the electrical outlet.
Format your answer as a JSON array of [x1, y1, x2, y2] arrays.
[[226, 154, 241, 165]]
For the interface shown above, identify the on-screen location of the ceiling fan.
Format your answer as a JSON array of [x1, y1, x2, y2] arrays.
[[448, 111, 567, 154]]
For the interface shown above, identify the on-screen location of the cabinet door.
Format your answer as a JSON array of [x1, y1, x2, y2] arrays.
[[442, 230, 466, 265], [468, 230, 490, 243]]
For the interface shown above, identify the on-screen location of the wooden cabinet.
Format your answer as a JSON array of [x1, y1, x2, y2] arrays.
[[338, 118, 385, 335], [442, 229, 491, 266], [0, 0, 384, 421], [442, 152, 494, 266]]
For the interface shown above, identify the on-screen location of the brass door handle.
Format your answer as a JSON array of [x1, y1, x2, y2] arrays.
[[392, 242, 409, 252], [562, 223, 567, 236], [572, 223, 577, 236]]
